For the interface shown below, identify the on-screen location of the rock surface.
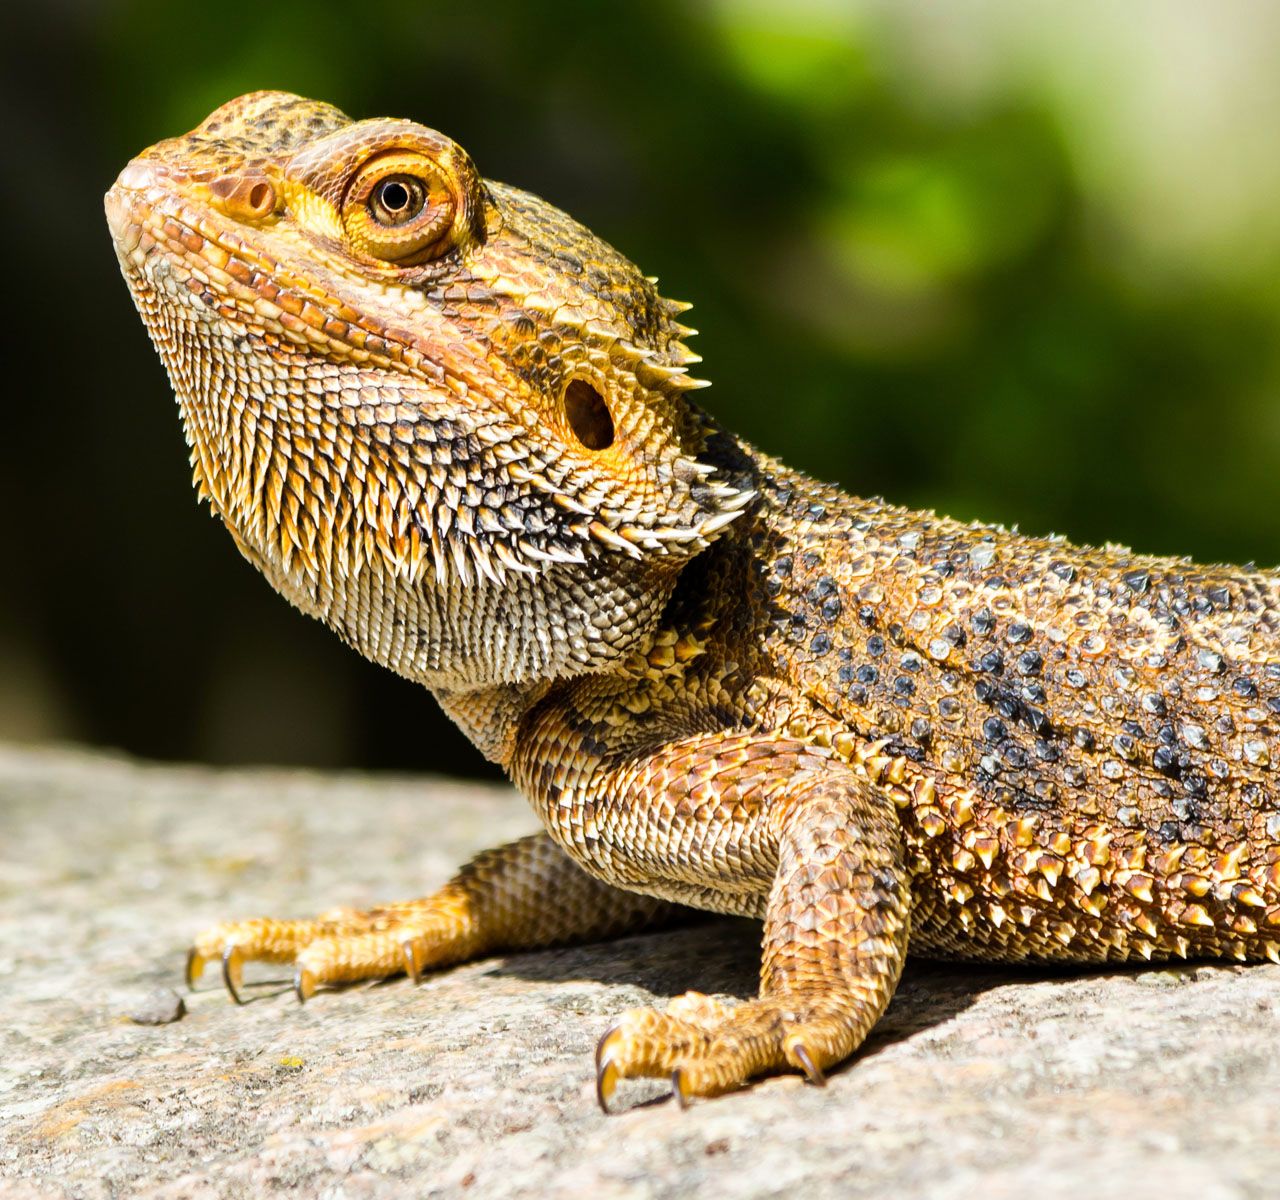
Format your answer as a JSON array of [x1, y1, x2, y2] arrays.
[[1, 744, 1278, 1199]]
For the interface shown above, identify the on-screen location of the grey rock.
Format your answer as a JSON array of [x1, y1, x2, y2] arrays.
[[0, 744, 1278, 1199], [124, 988, 185, 1026]]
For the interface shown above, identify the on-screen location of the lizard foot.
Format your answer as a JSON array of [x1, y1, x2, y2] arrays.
[[594, 991, 837, 1111], [186, 905, 449, 1003], [184, 835, 678, 1007]]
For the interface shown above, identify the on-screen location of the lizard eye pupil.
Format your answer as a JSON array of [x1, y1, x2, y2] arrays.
[[564, 379, 614, 450], [370, 175, 426, 226]]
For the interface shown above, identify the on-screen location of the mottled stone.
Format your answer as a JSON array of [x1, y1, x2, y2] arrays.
[[1, 746, 1278, 1198], [124, 988, 185, 1026]]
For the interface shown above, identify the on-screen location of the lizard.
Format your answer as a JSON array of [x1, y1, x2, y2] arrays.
[[104, 90, 1280, 1109]]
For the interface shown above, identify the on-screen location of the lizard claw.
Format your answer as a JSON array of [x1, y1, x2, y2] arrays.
[[671, 1067, 692, 1110], [402, 937, 424, 985], [221, 946, 244, 1005], [789, 1041, 827, 1087], [185, 946, 206, 991], [595, 1024, 622, 1114], [294, 966, 316, 1004]]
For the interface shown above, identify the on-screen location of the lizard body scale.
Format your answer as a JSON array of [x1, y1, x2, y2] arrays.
[[105, 92, 1280, 1105]]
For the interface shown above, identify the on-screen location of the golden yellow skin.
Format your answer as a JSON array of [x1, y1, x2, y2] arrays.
[[106, 92, 1280, 1108]]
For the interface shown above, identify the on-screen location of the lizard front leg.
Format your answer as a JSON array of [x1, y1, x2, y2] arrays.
[[187, 832, 682, 1002], [513, 727, 912, 1106]]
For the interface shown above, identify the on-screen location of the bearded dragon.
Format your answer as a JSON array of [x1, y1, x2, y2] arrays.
[[105, 91, 1280, 1109]]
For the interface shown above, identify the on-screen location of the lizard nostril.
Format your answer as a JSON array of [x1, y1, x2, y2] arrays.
[[563, 379, 615, 451], [209, 174, 277, 221]]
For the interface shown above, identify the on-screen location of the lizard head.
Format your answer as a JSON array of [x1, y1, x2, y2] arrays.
[[105, 91, 754, 691]]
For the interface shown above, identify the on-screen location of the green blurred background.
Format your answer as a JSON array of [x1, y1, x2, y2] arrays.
[[5, 0, 1280, 779]]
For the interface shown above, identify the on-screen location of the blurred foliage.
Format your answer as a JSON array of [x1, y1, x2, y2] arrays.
[[4, 0, 1280, 775]]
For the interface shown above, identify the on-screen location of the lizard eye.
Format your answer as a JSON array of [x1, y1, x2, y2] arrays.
[[342, 152, 457, 264]]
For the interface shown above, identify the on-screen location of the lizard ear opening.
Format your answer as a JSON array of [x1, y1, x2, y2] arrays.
[[563, 379, 614, 450]]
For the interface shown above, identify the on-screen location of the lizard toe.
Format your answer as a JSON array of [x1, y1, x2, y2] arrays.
[[186, 909, 429, 1002], [593, 993, 822, 1110]]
